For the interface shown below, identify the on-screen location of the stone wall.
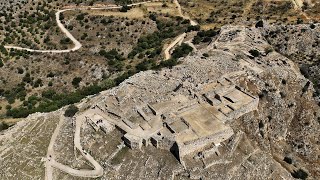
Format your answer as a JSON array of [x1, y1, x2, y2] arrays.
[[177, 128, 234, 159], [227, 97, 259, 120]]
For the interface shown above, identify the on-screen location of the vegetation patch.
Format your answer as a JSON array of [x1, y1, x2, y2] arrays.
[[64, 104, 79, 117]]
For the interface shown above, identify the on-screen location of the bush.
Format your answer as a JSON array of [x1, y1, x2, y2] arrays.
[[310, 24, 315, 29], [186, 25, 200, 32], [120, 5, 130, 12], [203, 53, 209, 57], [76, 13, 86, 21], [64, 105, 79, 117], [192, 29, 219, 44], [249, 49, 260, 57], [99, 49, 124, 61], [255, 20, 264, 28], [0, 122, 10, 131], [42, 89, 56, 99], [17, 67, 24, 74], [6, 107, 32, 118], [172, 43, 193, 59], [159, 58, 178, 68], [291, 169, 308, 179], [283, 157, 292, 164], [72, 77, 82, 88], [265, 46, 274, 54], [60, 38, 71, 44]]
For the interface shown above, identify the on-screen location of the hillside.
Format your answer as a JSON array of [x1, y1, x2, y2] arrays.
[[1, 24, 319, 179], [0, 0, 319, 179]]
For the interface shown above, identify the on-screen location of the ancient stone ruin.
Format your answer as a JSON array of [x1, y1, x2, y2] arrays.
[[81, 74, 258, 164]]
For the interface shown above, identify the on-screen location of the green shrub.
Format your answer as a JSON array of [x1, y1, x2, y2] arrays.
[[192, 29, 219, 44], [0, 122, 10, 131], [291, 169, 308, 179], [255, 20, 264, 28], [64, 104, 79, 117], [249, 49, 260, 57], [72, 77, 82, 88], [120, 5, 130, 12], [159, 58, 178, 68], [172, 43, 193, 59]]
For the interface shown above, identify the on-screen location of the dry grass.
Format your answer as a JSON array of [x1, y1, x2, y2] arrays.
[[142, 2, 179, 16], [85, 8, 145, 19], [179, 0, 315, 26]]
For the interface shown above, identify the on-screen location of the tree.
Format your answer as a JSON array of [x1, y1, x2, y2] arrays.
[[0, 122, 10, 131], [249, 49, 260, 57], [72, 77, 82, 88], [0, 59, 3, 67], [64, 104, 79, 117], [172, 43, 193, 59], [291, 169, 308, 179], [310, 24, 315, 29], [120, 5, 130, 12], [255, 20, 264, 28]]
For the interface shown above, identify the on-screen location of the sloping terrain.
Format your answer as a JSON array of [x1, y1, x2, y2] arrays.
[[0, 25, 319, 179], [261, 22, 320, 101], [0, 0, 192, 118]]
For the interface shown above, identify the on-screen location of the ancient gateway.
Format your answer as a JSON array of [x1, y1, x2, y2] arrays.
[[81, 73, 258, 165]]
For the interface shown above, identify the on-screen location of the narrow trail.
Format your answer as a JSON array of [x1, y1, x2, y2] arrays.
[[291, 0, 304, 9], [164, 33, 187, 60], [290, 0, 313, 21], [5, 0, 197, 60], [164, 0, 198, 60], [173, 0, 197, 26], [45, 112, 103, 180], [4, 2, 150, 53], [45, 114, 66, 180]]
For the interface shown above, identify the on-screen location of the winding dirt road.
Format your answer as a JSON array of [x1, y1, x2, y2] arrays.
[[45, 112, 103, 180], [164, 33, 187, 60], [173, 0, 197, 26], [5, 9, 82, 53], [4, 2, 150, 53], [5, 0, 197, 61], [292, 0, 304, 9], [164, 0, 198, 60]]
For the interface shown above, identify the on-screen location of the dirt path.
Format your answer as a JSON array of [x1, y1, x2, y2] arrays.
[[5, 0, 196, 60], [164, 0, 198, 60], [4, 2, 150, 53], [45, 112, 103, 179], [45, 114, 64, 180], [292, 0, 304, 9], [164, 33, 186, 60], [290, 0, 312, 20], [44, 105, 163, 179], [173, 0, 197, 26]]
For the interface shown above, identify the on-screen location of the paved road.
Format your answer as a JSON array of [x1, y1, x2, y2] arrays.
[[4, 2, 150, 53]]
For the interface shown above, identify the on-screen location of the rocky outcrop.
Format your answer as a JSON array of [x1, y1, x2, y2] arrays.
[[1, 24, 319, 179]]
